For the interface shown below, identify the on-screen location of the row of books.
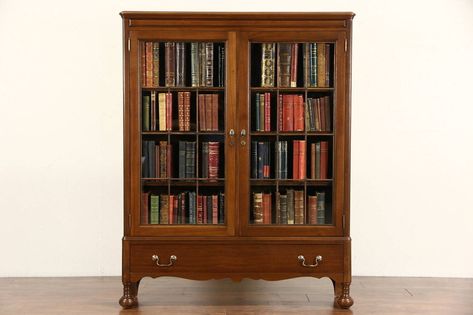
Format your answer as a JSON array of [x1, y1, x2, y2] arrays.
[[141, 42, 225, 88], [142, 141, 220, 179], [252, 191, 327, 224], [253, 94, 332, 132], [260, 42, 332, 88], [252, 140, 330, 180], [142, 192, 224, 224], [142, 92, 220, 132]]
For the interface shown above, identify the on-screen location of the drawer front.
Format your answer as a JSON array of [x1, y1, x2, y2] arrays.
[[129, 243, 343, 274]]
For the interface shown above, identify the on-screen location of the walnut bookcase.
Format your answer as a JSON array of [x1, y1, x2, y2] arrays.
[[120, 12, 354, 309]]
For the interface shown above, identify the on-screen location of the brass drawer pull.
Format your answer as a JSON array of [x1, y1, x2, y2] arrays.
[[151, 254, 177, 267], [298, 255, 322, 268]]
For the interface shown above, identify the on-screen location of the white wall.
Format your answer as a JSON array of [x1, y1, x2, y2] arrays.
[[0, 0, 472, 277]]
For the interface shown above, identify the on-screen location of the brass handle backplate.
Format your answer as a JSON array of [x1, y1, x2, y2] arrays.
[[298, 255, 322, 268], [151, 254, 177, 267]]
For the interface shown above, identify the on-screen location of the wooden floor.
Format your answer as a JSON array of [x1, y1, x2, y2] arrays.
[[0, 276, 471, 315]]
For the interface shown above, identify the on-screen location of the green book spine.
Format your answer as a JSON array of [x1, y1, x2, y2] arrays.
[[191, 42, 199, 87], [150, 195, 160, 224], [142, 95, 150, 131]]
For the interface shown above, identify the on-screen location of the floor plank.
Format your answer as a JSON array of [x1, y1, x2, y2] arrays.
[[0, 276, 471, 315]]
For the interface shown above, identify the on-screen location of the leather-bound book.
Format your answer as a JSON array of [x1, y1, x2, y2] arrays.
[[166, 92, 172, 131], [251, 141, 258, 178], [202, 195, 207, 224], [315, 142, 321, 179], [218, 45, 225, 87], [294, 95, 304, 131], [150, 194, 160, 224], [152, 42, 159, 87], [317, 43, 326, 88], [176, 42, 186, 87], [206, 194, 213, 224], [299, 140, 306, 179], [205, 94, 212, 131], [293, 140, 300, 179], [253, 192, 264, 224], [287, 189, 295, 224], [325, 43, 331, 87], [212, 195, 218, 224], [158, 93, 166, 131], [158, 142, 166, 178], [263, 193, 272, 224], [324, 96, 331, 131], [303, 43, 309, 87], [198, 94, 205, 131], [290, 43, 298, 87], [201, 142, 209, 178], [208, 142, 219, 179], [142, 95, 150, 131], [310, 143, 316, 179], [259, 93, 265, 132], [218, 193, 224, 224], [316, 192, 325, 224], [178, 141, 185, 178], [294, 190, 304, 224], [308, 195, 317, 224], [141, 192, 150, 224], [264, 93, 271, 131], [199, 43, 206, 87], [205, 42, 214, 86], [160, 195, 169, 224], [145, 42, 154, 87], [280, 194, 288, 224], [257, 142, 264, 179], [261, 43, 275, 87], [166, 143, 172, 178], [184, 92, 191, 131], [278, 94, 283, 131], [320, 141, 329, 179], [211, 94, 219, 131], [165, 42, 176, 87], [189, 192, 196, 224], [275, 192, 281, 224], [168, 195, 174, 224], [141, 42, 146, 87], [310, 43, 317, 87], [277, 43, 291, 87], [178, 92, 185, 131], [185, 142, 196, 178], [282, 94, 294, 131], [150, 92, 156, 131], [181, 192, 187, 224], [275, 141, 281, 179], [197, 195, 203, 224], [191, 42, 199, 87], [148, 141, 156, 178]]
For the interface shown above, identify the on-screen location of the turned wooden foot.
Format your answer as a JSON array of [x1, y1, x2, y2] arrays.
[[119, 281, 139, 308], [334, 282, 354, 309]]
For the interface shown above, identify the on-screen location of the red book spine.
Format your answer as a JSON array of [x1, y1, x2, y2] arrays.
[[198, 94, 205, 131], [212, 195, 218, 224], [309, 195, 317, 224], [293, 95, 304, 131], [278, 94, 283, 131], [208, 142, 219, 179], [178, 92, 184, 131], [264, 93, 271, 131], [299, 140, 306, 179], [184, 92, 190, 131], [197, 195, 203, 224], [211, 94, 219, 131], [283, 94, 294, 131], [205, 94, 212, 131], [202, 196, 207, 224], [166, 92, 172, 131], [263, 193, 272, 224], [320, 141, 329, 179], [141, 42, 146, 87], [293, 140, 299, 179]]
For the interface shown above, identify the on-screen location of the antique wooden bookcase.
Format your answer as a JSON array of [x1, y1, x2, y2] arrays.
[[120, 12, 354, 309]]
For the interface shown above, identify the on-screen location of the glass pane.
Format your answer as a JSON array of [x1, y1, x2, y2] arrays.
[[139, 41, 226, 225], [249, 42, 334, 225]]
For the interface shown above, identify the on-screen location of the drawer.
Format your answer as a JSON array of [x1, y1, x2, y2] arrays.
[[129, 243, 344, 275]]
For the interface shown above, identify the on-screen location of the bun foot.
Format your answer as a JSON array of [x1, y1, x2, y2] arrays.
[[335, 282, 354, 309], [119, 282, 139, 309]]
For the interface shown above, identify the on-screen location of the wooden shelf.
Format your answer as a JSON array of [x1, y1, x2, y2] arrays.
[[251, 131, 333, 136], [250, 179, 332, 186], [250, 87, 334, 92], [142, 131, 225, 136], [142, 87, 225, 92]]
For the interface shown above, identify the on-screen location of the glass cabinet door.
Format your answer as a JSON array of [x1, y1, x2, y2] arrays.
[[127, 30, 236, 236], [237, 31, 347, 237]]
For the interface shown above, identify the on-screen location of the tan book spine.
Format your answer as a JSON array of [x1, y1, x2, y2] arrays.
[[178, 92, 184, 131], [253, 193, 263, 224], [261, 43, 275, 87], [158, 93, 166, 131], [145, 42, 154, 87], [160, 195, 169, 224], [317, 43, 326, 88]]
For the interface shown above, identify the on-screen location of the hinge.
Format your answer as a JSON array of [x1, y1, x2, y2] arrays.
[[344, 38, 348, 52], [127, 37, 130, 51], [342, 214, 346, 229]]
